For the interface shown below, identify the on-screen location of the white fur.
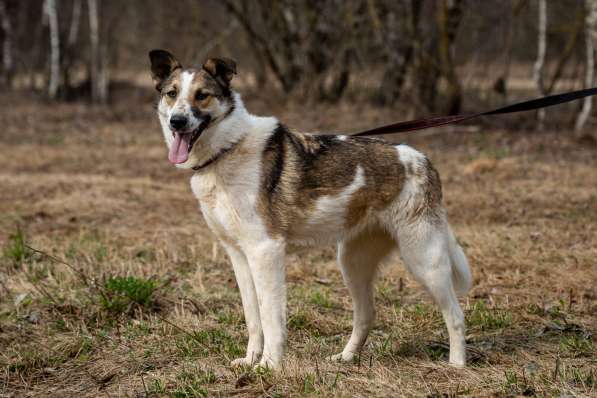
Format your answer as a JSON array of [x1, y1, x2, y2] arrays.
[[159, 90, 471, 369], [292, 166, 366, 245]]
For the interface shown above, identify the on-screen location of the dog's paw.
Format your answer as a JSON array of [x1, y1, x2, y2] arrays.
[[449, 351, 466, 368], [254, 356, 280, 370], [327, 351, 356, 363], [448, 359, 466, 368], [230, 356, 257, 367]]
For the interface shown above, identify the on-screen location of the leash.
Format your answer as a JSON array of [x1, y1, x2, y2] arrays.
[[353, 87, 597, 137]]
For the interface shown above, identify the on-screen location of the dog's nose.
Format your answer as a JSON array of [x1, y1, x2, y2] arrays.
[[169, 115, 188, 130]]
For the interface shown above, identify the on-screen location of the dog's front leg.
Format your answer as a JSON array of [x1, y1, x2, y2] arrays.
[[222, 243, 264, 366], [245, 239, 286, 369]]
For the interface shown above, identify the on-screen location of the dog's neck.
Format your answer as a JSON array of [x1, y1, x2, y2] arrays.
[[213, 92, 249, 140], [190, 92, 279, 175], [190, 92, 250, 169]]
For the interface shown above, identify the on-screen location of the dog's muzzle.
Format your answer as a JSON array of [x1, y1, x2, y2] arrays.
[[168, 116, 211, 165]]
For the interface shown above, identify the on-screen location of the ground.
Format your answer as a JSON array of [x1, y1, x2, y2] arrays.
[[0, 91, 595, 397]]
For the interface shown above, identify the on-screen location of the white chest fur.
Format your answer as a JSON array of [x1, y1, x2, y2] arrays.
[[189, 145, 269, 248], [191, 172, 246, 245], [185, 109, 278, 249]]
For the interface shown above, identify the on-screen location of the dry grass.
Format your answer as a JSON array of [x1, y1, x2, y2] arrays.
[[0, 91, 595, 397]]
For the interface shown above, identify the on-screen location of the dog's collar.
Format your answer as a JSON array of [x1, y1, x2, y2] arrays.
[[192, 140, 240, 171]]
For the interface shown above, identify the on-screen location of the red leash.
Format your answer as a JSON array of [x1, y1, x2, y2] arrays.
[[353, 87, 597, 137]]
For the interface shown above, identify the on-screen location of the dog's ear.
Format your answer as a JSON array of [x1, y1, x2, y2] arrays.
[[202, 57, 237, 88], [149, 49, 182, 91]]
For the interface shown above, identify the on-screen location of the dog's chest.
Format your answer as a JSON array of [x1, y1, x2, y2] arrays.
[[190, 170, 264, 245]]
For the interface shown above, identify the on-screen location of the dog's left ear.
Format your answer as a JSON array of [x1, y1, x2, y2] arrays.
[[149, 49, 182, 91], [202, 57, 237, 88]]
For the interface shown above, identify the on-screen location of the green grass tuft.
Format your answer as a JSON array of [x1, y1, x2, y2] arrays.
[[2, 225, 30, 268], [171, 367, 217, 397], [176, 329, 242, 359], [468, 300, 513, 331], [100, 275, 156, 313], [309, 290, 333, 309], [560, 335, 593, 358]]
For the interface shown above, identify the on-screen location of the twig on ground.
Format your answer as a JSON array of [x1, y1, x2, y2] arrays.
[[25, 245, 91, 288]]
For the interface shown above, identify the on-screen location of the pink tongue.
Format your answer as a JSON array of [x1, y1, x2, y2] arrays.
[[168, 132, 191, 164]]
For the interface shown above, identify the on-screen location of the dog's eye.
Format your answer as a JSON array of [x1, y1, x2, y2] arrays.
[[195, 92, 209, 101], [166, 90, 177, 98]]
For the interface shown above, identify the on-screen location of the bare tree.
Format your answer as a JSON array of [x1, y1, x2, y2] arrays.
[[576, 0, 597, 134], [62, 0, 82, 93], [68, 0, 82, 47], [411, 0, 463, 114], [546, 8, 583, 94], [223, 0, 302, 93], [307, 0, 358, 101], [533, 0, 547, 130], [375, 0, 422, 105], [0, 0, 13, 87], [223, 0, 358, 99], [437, 0, 463, 114], [494, 1, 526, 101], [88, 0, 108, 103], [43, 0, 60, 99]]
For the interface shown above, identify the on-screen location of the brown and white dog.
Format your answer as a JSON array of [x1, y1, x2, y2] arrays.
[[149, 50, 472, 368]]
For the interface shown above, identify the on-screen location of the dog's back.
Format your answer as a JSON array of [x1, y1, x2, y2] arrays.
[[255, 125, 443, 245]]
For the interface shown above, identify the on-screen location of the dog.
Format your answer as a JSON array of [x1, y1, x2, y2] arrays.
[[149, 50, 472, 369]]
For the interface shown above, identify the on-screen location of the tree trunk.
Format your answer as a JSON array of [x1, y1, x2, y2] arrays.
[[494, 1, 523, 101], [376, 0, 421, 105], [575, 0, 597, 134], [0, 0, 13, 87], [63, 0, 81, 94], [68, 0, 81, 47], [533, 0, 547, 130], [88, 0, 107, 103], [44, 0, 60, 99], [546, 7, 583, 94], [437, 0, 463, 114]]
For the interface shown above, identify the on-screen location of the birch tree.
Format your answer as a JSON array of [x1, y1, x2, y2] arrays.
[[44, 0, 60, 99], [0, 0, 13, 87], [88, 0, 108, 103], [63, 0, 82, 92], [533, 0, 547, 131], [575, 0, 597, 134]]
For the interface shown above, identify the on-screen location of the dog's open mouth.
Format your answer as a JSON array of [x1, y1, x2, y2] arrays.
[[168, 120, 209, 165]]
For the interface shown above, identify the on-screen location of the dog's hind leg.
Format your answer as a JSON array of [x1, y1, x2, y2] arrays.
[[223, 243, 264, 366], [396, 218, 468, 367], [330, 227, 396, 362]]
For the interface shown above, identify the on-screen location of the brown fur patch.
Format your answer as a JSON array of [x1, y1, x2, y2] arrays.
[[160, 69, 182, 106], [189, 70, 231, 100], [257, 127, 412, 238]]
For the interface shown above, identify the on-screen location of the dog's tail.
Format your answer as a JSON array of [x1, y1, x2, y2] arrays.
[[447, 227, 472, 296]]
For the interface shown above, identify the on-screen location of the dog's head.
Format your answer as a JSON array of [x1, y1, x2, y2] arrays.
[[149, 50, 237, 168]]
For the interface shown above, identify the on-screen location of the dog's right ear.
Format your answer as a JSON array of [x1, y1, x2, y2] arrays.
[[149, 49, 182, 91]]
